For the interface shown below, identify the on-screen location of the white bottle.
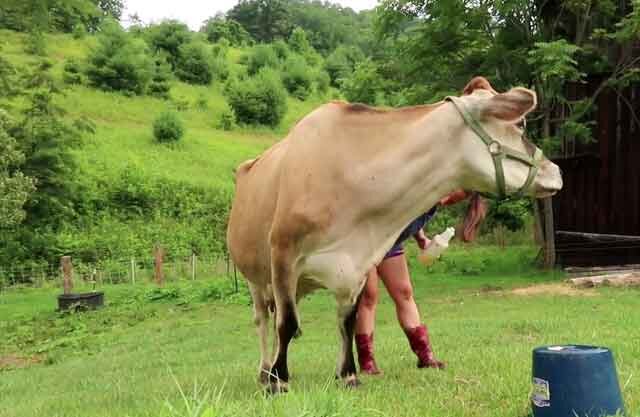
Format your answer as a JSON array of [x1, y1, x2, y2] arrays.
[[418, 227, 455, 266]]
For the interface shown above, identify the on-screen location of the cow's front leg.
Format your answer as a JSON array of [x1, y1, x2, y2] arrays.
[[336, 293, 361, 388]]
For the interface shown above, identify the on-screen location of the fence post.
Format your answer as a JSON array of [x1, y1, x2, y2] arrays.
[[131, 258, 136, 284], [154, 245, 164, 286], [61, 256, 73, 295], [542, 197, 557, 269], [191, 253, 196, 281]]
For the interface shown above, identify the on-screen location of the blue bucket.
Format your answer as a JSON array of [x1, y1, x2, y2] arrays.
[[531, 345, 625, 417]]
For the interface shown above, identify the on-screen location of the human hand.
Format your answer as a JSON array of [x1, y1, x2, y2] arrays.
[[414, 230, 430, 250]]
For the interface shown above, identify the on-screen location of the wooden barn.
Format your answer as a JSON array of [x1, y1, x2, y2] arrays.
[[547, 77, 640, 267]]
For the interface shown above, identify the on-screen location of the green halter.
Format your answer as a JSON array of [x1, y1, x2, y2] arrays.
[[445, 96, 543, 200]]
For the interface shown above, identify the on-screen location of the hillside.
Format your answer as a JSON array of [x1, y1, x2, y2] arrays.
[[1, 29, 326, 190], [0, 29, 333, 271]]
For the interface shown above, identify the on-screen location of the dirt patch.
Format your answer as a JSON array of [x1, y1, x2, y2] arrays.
[[510, 283, 596, 297], [0, 354, 42, 370]]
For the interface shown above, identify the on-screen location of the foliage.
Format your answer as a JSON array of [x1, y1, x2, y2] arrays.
[[341, 59, 385, 105], [200, 14, 252, 46], [153, 111, 185, 143], [72, 23, 86, 39], [225, 68, 288, 126], [175, 42, 213, 85], [486, 198, 532, 232], [227, 0, 291, 42], [85, 20, 154, 95], [62, 59, 83, 85], [315, 70, 331, 95], [216, 108, 237, 131], [281, 54, 313, 100], [147, 55, 172, 99], [246, 44, 280, 75], [288, 26, 311, 55], [145, 20, 192, 71], [325, 45, 365, 87], [0, 110, 35, 229], [25, 31, 46, 56], [210, 55, 230, 82], [0, 0, 100, 33]]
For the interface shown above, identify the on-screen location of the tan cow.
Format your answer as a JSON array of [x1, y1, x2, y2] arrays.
[[226, 77, 563, 392]]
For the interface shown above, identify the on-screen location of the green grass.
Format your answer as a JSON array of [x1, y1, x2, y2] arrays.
[[1, 246, 638, 417]]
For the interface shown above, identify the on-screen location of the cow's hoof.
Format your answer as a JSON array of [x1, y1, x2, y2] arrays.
[[258, 368, 271, 385], [343, 374, 361, 389], [266, 381, 289, 395]]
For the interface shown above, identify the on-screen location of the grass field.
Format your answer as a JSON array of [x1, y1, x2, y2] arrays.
[[1, 246, 638, 417]]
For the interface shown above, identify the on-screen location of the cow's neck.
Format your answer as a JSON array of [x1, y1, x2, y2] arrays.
[[358, 104, 468, 249]]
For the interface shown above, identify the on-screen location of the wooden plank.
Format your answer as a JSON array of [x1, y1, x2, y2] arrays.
[[543, 198, 556, 268], [568, 272, 640, 288], [61, 256, 73, 295], [556, 231, 640, 242], [575, 160, 586, 231], [630, 85, 640, 236]]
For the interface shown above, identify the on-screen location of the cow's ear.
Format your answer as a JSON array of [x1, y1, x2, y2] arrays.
[[480, 87, 537, 122], [463, 76, 496, 95]]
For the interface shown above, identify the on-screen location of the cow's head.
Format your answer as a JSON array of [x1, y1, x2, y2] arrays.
[[450, 77, 562, 199]]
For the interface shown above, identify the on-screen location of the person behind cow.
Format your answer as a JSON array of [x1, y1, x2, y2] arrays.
[[355, 190, 486, 374]]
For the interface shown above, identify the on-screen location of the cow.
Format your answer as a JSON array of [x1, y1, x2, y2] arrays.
[[226, 77, 563, 392]]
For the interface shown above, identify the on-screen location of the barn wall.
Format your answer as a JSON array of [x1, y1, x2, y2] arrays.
[[551, 80, 640, 266]]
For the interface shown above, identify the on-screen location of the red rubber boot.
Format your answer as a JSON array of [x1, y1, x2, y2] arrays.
[[404, 324, 446, 369], [355, 333, 382, 375]]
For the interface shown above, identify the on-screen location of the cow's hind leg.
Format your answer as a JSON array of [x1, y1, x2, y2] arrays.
[[336, 294, 361, 388], [268, 247, 300, 394], [248, 282, 271, 385]]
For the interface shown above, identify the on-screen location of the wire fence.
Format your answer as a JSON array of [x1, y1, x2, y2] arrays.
[[0, 252, 240, 291]]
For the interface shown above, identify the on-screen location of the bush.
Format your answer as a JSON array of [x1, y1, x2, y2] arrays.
[[145, 20, 191, 70], [325, 45, 365, 87], [200, 16, 252, 46], [272, 39, 290, 61], [153, 111, 184, 143], [148, 55, 172, 99], [25, 31, 46, 56], [316, 70, 331, 95], [72, 23, 86, 39], [226, 68, 287, 127], [341, 59, 385, 105], [247, 44, 279, 75], [216, 107, 236, 131], [210, 55, 230, 82], [62, 59, 83, 84], [175, 42, 213, 85], [282, 55, 313, 100], [86, 20, 154, 95]]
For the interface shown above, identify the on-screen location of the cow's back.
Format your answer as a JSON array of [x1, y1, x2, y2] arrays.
[[227, 140, 289, 285]]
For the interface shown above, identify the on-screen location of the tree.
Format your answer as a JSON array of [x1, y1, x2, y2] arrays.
[[145, 20, 192, 70], [200, 14, 252, 46], [94, 0, 123, 20], [227, 0, 292, 42], [0, 111, 35, 229], [175, 42, 213, 85], [85, 19, 154, 94]]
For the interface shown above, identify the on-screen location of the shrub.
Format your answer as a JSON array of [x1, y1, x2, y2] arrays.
[[145, 20, 191, 70], [86, 20, 154, 95], [200, 16, 252, 46], [341, 59, 385, 105], [153, 111, 184, 143], [216, 107, 236, 131], [25, 31, 46, 56], [210, 55, 230, 82], [272, 39, 290, 61], [175, 42, 213, 85], [282, 55, 313, 100], [316, 70, 331, 95], [226, 68, 287, 127], [247, 44, 279, 75], [62, 59, 83, 84], [72, 23, 86, 39], [325, 45, 365, 87], [148, 55, 172, 99]]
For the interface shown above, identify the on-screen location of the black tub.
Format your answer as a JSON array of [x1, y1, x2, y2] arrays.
[[57, 291, 104, 311]]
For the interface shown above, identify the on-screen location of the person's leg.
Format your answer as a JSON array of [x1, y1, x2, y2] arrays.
[[378, 254, 445, 369], [354, 268, 382, 374]]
